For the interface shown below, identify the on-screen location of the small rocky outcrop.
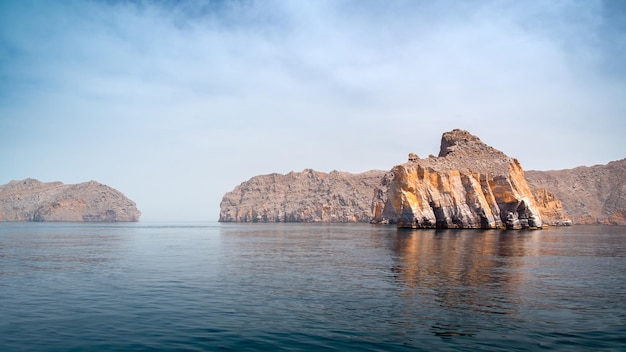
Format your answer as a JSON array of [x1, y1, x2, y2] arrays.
[[372, 129, 546, 229], [526, 159, 626, 225], [0, 178, 141, 222], [219, 169, 386, 223]]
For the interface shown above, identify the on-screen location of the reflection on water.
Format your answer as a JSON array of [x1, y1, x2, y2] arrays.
[[386, 226, 626, 345], [0, 223, 129, 277], [391, 229, 528, 287], [388, 229, 534, 338]]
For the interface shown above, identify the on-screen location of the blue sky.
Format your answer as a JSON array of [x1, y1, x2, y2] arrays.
[[1, 0, 625, 221]]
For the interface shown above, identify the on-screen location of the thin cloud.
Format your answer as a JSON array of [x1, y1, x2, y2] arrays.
[[0, 0, 624, 221]]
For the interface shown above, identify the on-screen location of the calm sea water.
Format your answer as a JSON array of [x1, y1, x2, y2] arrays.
[[1, 222, 624, 351]]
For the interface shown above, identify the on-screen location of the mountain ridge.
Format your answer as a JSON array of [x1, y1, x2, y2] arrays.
[[525, 158, 626, 225]]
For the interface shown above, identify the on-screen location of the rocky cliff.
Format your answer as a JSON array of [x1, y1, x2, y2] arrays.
[[373, 129, 547, 229], [0, 178, 141, 222], [219, 169, 386, 223], [219, 129, 572, 228], [525, 159, 626, 225]]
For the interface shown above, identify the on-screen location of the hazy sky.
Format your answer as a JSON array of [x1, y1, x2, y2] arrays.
[[1, 0, 625, 221]]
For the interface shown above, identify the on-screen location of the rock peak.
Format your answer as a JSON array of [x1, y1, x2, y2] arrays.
[[402, 129, 512, 175], [439, 129, 484, 157], [438, 129, 503, 159]]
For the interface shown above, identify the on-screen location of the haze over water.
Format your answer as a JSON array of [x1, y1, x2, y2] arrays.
[[1, 223, 624, 351]]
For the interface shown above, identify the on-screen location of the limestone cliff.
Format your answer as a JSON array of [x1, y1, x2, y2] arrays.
[[219, 169, 386, 223], [373, 129, 545, 229], [0, 178, 141, 222], [526, 159, 626, 225]]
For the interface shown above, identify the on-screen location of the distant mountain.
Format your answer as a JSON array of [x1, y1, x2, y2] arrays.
[[0, 178, 141, 222], [526, 159, 626, 225]]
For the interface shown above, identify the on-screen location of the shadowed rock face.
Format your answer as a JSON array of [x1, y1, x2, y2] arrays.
[[373, 129, 545, 229], [526, 159, 626, 225], [0, 179, 140, 222], [219, 169, 386, 223]]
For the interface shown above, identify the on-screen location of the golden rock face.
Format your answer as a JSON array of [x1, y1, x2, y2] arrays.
[[375, 129, 545, 229], [531, 187, 571, 225]]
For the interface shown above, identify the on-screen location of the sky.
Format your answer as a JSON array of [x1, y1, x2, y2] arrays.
[[1, 0, 625, 222]]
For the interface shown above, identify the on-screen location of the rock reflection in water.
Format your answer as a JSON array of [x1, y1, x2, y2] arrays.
[[389, 229, 531, 338]]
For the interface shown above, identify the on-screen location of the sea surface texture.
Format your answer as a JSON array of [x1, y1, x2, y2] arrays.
[[1, 223, 625, 351]]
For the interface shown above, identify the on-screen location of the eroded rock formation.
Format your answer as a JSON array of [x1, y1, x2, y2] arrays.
[[373, 129, 545, 229], [219, 169, 386, 223], [526, 159, 626, 225], [0, 178, 141, 222], [530, 187, 571, 226]]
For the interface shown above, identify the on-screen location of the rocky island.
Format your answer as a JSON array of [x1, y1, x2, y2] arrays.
[[0, 178, 141, 222]]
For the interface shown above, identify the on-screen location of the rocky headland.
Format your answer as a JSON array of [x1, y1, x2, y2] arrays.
[[219, 129, 623, 227], [0, 178, 141, 222]]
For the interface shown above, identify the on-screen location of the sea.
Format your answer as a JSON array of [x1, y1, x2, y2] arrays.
[[0, 222, 624, 351]]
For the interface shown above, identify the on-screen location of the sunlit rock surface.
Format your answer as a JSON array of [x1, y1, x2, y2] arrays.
[[0, 178, 141, 222]]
